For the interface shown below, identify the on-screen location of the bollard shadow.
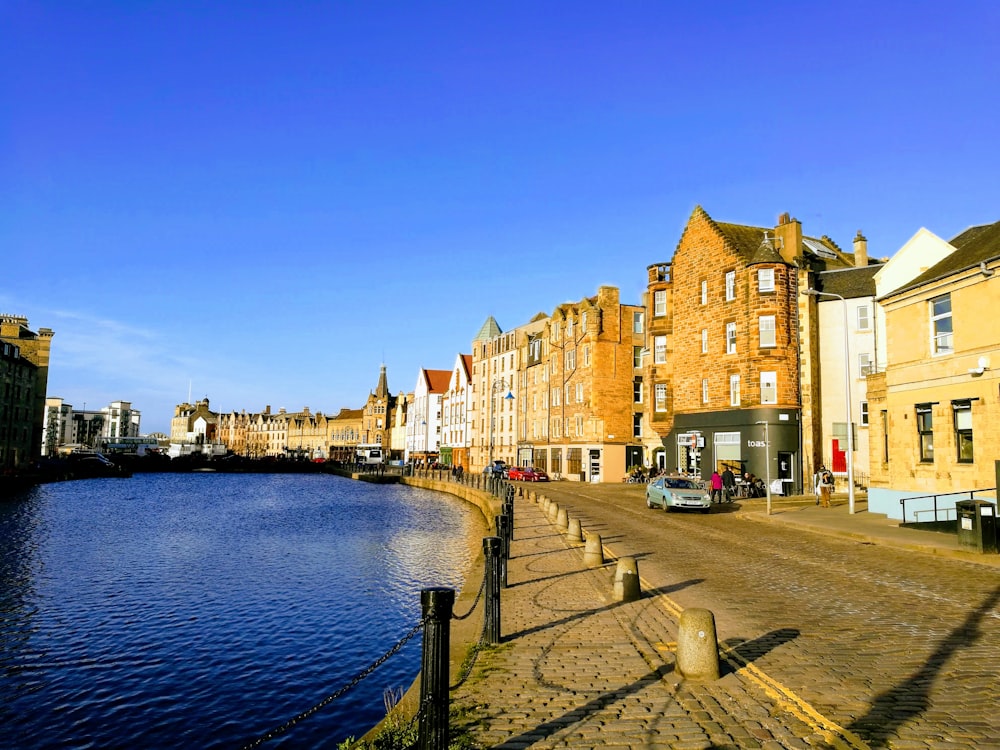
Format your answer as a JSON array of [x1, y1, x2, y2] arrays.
[[470, 668, 673, 748], [845, 583, 1000, 746], [642, 579, 705, 599], [504, 577, 704, 640], [718, 628, 800, 677]]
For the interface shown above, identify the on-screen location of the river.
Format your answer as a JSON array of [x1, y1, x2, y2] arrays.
[[0, 472, 480, 749]]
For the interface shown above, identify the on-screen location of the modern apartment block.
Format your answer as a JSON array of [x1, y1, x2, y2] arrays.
[[0, 315, 54, 469]]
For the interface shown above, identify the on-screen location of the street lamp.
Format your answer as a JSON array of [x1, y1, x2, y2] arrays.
[[803, 288, 856, 514], [488, 377, 514, 467], [754, 420, 772, 516]]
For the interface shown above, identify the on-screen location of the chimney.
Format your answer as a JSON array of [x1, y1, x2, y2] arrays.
[[854, 230, 868, 267], [774, 213, 801, 265]]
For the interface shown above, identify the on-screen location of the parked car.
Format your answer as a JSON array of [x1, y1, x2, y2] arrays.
[[507, 466, 528, 480], [522, 468, 549, 482], [482, 460, 507, 476], [645, 476, 712, 513]]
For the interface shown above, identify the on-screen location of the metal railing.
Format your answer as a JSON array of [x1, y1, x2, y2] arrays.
[[899, 487, 997, 524]]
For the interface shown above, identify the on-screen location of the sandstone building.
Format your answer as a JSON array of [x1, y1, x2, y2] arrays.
[[0, 315, 54, 469]]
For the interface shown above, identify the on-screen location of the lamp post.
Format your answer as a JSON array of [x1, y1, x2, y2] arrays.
[[803, 288, 856, 514], [754, 420, 772, 516], [488, 377, 513, 468]]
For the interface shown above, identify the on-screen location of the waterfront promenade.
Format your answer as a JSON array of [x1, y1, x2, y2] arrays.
[[438, 481, 1000, 749]]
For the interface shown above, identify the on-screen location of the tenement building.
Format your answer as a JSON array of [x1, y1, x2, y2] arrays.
[[0, 315, 54, 469], [648, 207, 863, 494], [491, 286, 642, 483]]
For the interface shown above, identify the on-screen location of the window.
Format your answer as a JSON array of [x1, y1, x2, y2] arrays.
[[552, 387, 561, 407], [654, 335, 667, 364], [859, 352, 873, 377], [857, 304, 871, 331], [700, 280, 708, 305], [930, 294, 953, 355], [654, 290, 666, 317], [582, 344, 591, 367], [702, 378, 709, 404], [701, 328, 708, 353], [860, 401, 869, 426], [953, 400, 973, 463], [575, 383, 583, 403], [565, 349, 576, 371], [633, 346, 644, 368], [633, 311, 644, 334], [760, 371, 777, 404], [725, 270, 736, 301], [552, 321, 561, 340], [729, 374, 741, 406], [552, 418, 561, 438], [633, 378, 643, 403], [582, 311, 587, 330], [758, 268, 775, 292], [916, 404, 934, 462], [575, 415, 584, 436], [654, 384, 667, 412], [759, 315, 776, 348], [726, 322, 737, 354], [566, 317, 574, 339], [633, 413, 642, 438]]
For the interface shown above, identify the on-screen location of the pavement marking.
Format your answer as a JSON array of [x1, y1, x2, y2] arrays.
[[636, 570, 871, 750]]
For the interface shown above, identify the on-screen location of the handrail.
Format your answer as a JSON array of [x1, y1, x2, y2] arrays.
[[899, 487, 997, 524]]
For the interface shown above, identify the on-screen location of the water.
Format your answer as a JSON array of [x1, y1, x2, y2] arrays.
[[0, 473, 480, 749]]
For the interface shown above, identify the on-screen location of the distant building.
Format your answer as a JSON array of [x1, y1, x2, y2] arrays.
[[0, 315, 54, 469], [406, 367, 451, 465]]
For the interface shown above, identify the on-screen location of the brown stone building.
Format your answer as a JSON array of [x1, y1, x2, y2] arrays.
[[647, 207, 861, 493], [1, 315, 54, 469]]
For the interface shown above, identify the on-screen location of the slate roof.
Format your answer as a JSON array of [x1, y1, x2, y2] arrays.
[[473, 316, 502, 341], [813, 265, 880, 300], [889, 220, 1000, 294]]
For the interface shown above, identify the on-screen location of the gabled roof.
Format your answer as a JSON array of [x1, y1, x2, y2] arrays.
[[887, 219, 1000, 296], [423, 368, 452, 394], [473, 316, 502, 341], [460, 353, 473, 376]]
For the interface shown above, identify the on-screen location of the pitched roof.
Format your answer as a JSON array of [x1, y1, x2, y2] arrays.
[[905, 220, 1000, 289], [423, 368, 452, 394], [813, 265, 880, 300], [473, 316, 502, 341]]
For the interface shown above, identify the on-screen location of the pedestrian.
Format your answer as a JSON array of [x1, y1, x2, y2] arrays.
[[710, 470, 723, 503], [721, 466, 735, 502], [818, 466, 834, 507], [813, 465, 825, 505]]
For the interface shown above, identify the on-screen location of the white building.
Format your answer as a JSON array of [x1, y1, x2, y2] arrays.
[[405, 368, 450, 464], [440, 353, 473, 469]]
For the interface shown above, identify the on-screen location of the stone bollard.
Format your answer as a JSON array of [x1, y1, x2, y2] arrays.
[[547, 502, 559, 522], [541, 497, 550, 512], [583, 533, 605, 567], [555, 507, 568, 531], [676, 608, 720, 681], [613, 556, 640, 602], [566, 517, 583, 543]]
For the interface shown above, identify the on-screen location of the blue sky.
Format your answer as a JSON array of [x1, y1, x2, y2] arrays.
[[3, 1, 998, 435]]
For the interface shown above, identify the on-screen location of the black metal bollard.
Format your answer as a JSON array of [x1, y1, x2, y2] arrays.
[[483, 537, 502, 644], [503, 498, 514, 542], [418, 588, 454, 750], [495, 515, 509, 588]]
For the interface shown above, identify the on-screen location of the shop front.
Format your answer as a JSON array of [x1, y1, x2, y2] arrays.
[[668, 408, 801, 494]]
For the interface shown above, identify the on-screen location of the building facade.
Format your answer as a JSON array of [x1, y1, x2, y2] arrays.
[[867, 219, 1000, 518], [0, 315, 54, 469]]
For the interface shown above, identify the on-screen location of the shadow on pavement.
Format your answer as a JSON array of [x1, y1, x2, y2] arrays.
[[846, 583, 1000, 745], [720, 627, 800, 677]]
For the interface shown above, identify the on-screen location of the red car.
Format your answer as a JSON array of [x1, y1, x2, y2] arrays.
[[522, 468, 549, 482], [507, 467, 528, 480]]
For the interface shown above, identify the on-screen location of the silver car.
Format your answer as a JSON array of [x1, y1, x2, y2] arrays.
[[645, 477, 712, 513]]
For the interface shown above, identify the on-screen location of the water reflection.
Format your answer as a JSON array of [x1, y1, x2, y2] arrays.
[[0, 474, 478, 749]]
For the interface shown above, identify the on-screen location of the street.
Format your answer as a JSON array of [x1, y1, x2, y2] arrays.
[[533, 482, 1000, 747]]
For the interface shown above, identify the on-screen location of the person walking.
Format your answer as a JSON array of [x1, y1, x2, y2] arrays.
[[813, 465, 824, 505], [818, 465, 834, 508], [710, 470, 723, 504], [721, 466, 735, 502]]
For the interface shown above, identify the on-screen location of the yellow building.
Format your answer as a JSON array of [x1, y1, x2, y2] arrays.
[[0, 315, 54, 469], [868, 220, 1000, 519]]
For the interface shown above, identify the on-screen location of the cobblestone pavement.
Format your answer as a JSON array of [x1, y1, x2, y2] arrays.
[[448, 482, 1000, 749]]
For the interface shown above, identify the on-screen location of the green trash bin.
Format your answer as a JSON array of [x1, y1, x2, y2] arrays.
[[956, 499, 998, 553]]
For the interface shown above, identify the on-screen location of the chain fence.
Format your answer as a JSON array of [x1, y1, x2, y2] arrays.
[[240, 619, 425, 749]]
